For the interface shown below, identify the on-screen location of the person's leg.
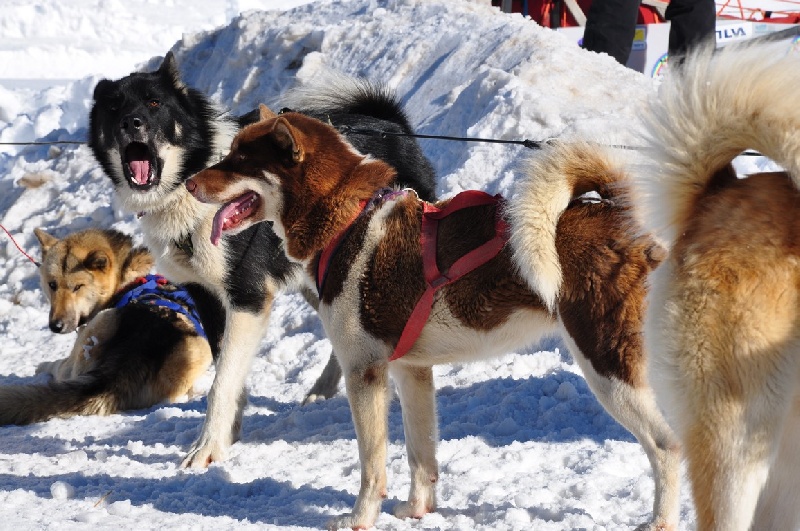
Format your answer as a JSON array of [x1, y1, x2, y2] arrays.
[[666, 0, 716, 58], [582, 0, 642, 64]]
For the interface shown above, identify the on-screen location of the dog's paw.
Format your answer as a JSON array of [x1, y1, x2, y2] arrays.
[[34, 361, 53, 375], [180, 438, 229, 468], [326, 513, 373, 530], [634, 520, 675, 531], [302, 353, 342, 405], [301, 392, 327, 406], [393, 499, 434, 520]]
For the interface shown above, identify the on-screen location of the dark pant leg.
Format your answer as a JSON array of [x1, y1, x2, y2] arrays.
[[581, 0, 642, 65], [665, 0, 716, 57]]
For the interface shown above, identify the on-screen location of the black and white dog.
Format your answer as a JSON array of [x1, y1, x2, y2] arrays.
[[89, 52, 437, 466]]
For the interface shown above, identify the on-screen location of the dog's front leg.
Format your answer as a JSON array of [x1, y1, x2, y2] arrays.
[[327, 361, 391, 530], [182, 308, 270, 467], [390, 364, 439, 519], [37, 309, 121, 381], [300, 286, 343, 404]]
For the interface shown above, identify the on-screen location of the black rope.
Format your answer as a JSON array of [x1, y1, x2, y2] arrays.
[[0, 140, 87, 146], [335, 125, 764, 156], [337, 125, 547, 150], [0, 132, 766, 157]]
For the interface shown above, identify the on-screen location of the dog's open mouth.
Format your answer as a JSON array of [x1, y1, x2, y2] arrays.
[[123, 142, 158, 189], [210, 191, 261, 245]]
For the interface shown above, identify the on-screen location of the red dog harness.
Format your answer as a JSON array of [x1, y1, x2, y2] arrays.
[[316, 189, 509, 362]]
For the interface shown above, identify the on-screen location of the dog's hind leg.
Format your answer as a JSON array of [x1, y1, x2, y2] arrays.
[[390, 364, 438, 519], [563, 337, 681, 531], [688, 374, 800, 531], [328, 360, 391, 530], [683, 397, 776, 531], [303, 352, 342, 404], [675, 343, 796, 530], [157, 329, 214, 402], [752, 390, 800, 530], [182, 308, 269, 468]]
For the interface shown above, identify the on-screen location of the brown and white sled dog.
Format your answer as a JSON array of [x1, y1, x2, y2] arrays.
[[185, 106, 681, 530], [629, 41, 800, 531], [0, 228, 212, 425]]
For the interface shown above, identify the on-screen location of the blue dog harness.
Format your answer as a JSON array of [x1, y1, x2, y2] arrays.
[[114, 274, 207, 339]]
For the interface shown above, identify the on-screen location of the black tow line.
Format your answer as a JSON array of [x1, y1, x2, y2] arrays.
[[334, 124, 763, 156]]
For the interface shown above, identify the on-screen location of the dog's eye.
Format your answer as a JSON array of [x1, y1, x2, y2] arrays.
[[148, 99, 160, 108], [73, 284, 83, 293], [48, 281, 56, 291]]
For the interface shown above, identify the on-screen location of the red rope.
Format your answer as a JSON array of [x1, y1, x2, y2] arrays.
[[716, 0, 800, 19], [0, 223, 40, 266]]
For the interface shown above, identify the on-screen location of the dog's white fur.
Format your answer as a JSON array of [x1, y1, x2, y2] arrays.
[[507, 147, 576, 311], [631, 41, 800, 531], [631, 41, 800, 242]]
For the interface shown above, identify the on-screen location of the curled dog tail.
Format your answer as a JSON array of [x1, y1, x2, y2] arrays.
[[0, 375, 118, 425], [633, 40, 800, 248], [507, 141, 627, 311], [279, 68, 416, 133]]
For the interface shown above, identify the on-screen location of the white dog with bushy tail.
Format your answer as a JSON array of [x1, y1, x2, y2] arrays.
[[631, 40, 800, 531]]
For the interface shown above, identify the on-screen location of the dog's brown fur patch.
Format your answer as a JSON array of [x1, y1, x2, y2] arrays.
[[557, 202, 664, 386], [355, 197, 425, 343]]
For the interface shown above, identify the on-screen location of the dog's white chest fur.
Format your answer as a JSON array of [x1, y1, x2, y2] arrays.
[[139, 190, 228, 295]]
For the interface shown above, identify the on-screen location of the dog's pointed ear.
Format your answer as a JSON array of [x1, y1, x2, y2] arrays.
[[34, 228, 58, 253], [121, 247, 154, 285], [85, 250, 110, 272], [272, 117, 304, 163], [158, 51, 187, 93], [92, 79, 114, 102], [259, 104, 278, 122]]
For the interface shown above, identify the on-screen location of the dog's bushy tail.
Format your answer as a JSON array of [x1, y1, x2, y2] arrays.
[[633, 40, 800, 248], [0, 375, 118, 425], [278, 68, 416, 133], [507, 141, 626, 311]]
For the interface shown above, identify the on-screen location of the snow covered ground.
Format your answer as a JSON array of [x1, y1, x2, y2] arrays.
[[0, 0, 793, 529]]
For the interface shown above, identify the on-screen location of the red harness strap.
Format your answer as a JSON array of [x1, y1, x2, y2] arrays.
[[316, 191, 400, 295], [316, 203, 364, 295], [315, 189, 509, 362], [390, 190, 509, 361]]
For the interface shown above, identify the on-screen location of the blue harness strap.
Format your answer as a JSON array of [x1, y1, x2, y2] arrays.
[[114, 274, 207, 339]]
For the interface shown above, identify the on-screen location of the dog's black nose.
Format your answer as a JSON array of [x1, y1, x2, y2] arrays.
[[49, 320, 65, 333], [120, 114, 145, 132]]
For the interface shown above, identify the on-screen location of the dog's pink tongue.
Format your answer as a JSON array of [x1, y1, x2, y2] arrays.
[[211, 203, 239, 246], [129, 159, 151, 185]]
